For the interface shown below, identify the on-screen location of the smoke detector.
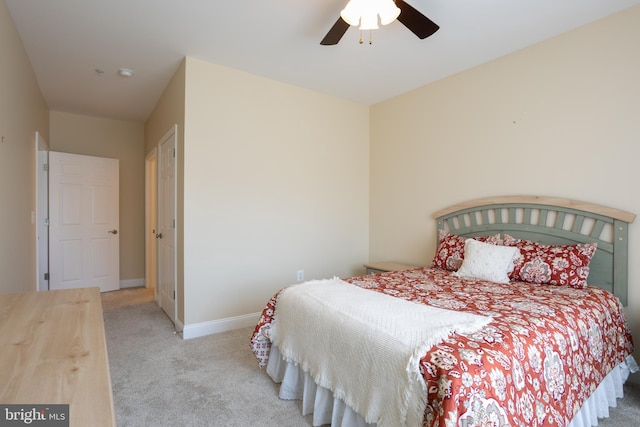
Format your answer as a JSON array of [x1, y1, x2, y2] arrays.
[[118, 68, 134, 77]]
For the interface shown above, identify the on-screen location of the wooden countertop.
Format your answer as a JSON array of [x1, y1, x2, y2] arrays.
[[0, 287, 116, 426]]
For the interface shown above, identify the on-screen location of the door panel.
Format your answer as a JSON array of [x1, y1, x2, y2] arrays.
[[49, 152, 119, 292], [157, 127, 177, 323]]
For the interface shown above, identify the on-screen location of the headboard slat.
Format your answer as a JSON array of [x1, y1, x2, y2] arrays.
[[554, 211, 566, 229], [445, 217, 455, 232], [457, 214, 467, 228], [494, 209, 502, 224], [469, 212, 478, 227], [590, 220, 606, 239], [572, 215, 586, 234], [523, 208, 532, 225], [481, 209, 490, 225], [539, 209, 549, 227]]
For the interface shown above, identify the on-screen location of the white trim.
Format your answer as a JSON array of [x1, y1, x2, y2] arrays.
[[175, 318, 184, 333], [120, 278, 145, 289], [181, 313, 261, 340], [35, 131, 49, 292]]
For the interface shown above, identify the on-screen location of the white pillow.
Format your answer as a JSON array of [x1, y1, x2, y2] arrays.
[[454, 238, 520, 284]]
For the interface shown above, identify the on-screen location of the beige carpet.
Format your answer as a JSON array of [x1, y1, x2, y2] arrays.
[[102, 287, 311, 426], [102, 287, 640, 427]]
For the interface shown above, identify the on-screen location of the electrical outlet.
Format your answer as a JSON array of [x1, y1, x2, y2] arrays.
[[296, 270, 304, 282]]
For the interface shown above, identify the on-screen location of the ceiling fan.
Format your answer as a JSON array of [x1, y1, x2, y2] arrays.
[[321, 0, 440, 45]]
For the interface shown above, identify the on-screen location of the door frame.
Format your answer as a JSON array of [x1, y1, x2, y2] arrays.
[[35, 131, 49, 292], [145, 147, 158, 302]]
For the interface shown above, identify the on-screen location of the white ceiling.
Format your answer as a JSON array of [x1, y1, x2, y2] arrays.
[[6, 0, 639, 123]]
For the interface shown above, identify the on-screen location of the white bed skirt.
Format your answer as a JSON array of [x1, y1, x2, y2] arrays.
[[266, 345, 638, 427]]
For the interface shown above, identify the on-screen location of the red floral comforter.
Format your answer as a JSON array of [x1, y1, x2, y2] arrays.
[[250, 267, 634, 427]]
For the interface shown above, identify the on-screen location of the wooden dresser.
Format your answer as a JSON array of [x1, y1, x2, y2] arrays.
[[0, 287, 116, 426]]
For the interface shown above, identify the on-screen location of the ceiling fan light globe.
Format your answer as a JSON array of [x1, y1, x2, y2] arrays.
[[340, 10, 358, 26], [378, 0, 401, 25], [340, 0, 364, 26]]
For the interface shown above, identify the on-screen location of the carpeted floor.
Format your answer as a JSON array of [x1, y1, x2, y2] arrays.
[[102, 287, 313, 426], [102, 287, 640, 427]]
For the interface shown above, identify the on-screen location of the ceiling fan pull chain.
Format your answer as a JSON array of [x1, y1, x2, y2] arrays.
[[358, 29, 373, 45]]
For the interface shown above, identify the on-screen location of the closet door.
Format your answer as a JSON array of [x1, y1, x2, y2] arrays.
[[157, 127, 177, 323]]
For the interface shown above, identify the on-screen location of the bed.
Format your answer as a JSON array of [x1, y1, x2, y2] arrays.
[[250, 196, 638, 427]]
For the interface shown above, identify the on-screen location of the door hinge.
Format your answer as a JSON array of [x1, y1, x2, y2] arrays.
[[172, 147, 176, 158], [172, 219, 175, 229], [43, 163, 49, 172], [44, 217, 49, 226], [44, 273, 49, 281], [173, 290, 176, 300]]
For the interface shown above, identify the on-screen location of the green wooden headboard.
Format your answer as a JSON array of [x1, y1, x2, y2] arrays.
[[433, 196, 636, 305]]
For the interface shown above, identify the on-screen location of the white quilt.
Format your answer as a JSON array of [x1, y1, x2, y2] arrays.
[[270, 278, 492, 427]]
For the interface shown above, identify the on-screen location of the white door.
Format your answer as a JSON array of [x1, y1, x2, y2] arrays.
[[49, 152, 120, 292], [35, 132, 49, 292], [157, 127, 177, 322]]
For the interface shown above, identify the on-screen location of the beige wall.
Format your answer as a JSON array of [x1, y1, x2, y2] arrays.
[[182, 57, 370, 325], [370, 5, 640, 357], [0, 0, 49, 294], [49, 111, 145, 282], [144, 59, 185, 322]]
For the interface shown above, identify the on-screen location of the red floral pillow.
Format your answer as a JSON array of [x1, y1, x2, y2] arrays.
[[431, 231, 501, 271], [502, 234, 597, 289]]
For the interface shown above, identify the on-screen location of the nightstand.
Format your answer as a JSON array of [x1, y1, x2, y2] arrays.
[[363, 262, 417, 274]]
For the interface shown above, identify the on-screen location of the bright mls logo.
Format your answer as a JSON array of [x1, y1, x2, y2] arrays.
[[0, 405, 69, 426]]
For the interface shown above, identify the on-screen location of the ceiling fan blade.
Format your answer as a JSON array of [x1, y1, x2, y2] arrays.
[[320, 17, 350, 45], [396, 0, 440, 39]]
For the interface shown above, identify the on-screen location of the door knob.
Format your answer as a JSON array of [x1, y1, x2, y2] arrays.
[[156, 233, 163, 239], [108, 229, 118, 235]]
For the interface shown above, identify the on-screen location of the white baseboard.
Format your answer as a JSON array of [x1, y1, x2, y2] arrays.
[[120, 278, 145, 289], [181, 312, 260, 340]]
